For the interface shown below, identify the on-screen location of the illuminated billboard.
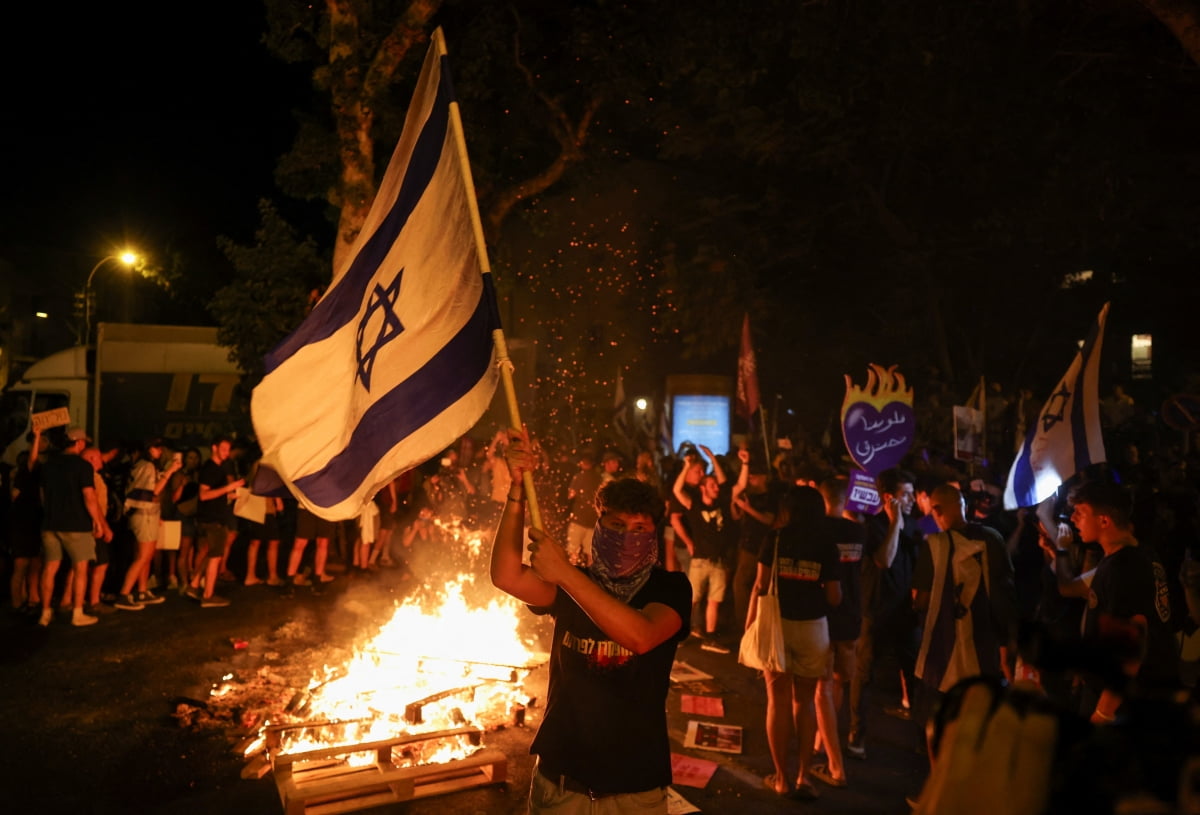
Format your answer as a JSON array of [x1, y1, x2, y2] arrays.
[[671, 394, 731, 455]]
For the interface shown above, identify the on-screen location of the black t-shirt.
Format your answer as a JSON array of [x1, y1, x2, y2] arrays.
[[685, 483, 735, 562], [40, 452, 96, 533], [761, 523, 840, 622], [823, 515, 866, 641], [529, 568, 692, 794], [9, 464, 43, 536], [196, 458, 235, 526], [861, 511, 922, 620], [1084, 543, 1179, 688], [668, 482, 698, 532], [737, 484, 781, 556]]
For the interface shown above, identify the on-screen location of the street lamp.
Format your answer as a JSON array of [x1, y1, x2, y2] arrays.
[[83, 250, 140, 342]]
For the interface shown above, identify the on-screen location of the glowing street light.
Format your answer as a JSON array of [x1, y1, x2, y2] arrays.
[[83, 250, 141, 342]]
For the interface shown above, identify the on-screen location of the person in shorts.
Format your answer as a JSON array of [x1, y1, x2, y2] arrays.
[[186, 436, 243, 607], [748, 484, 841, 800], [38, 427, 109, 627], [671, 444, 735, 651], [287, 506, 338, 590], [114, 439, 179, 610], [81, 446, 116, 614]]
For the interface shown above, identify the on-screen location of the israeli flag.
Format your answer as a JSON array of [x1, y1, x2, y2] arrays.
[[252, 29, 501, 521], [1003, 303, 1109, 509]]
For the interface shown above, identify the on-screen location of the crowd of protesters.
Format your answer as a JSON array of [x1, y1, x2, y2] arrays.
[[3, 385, 1200, 808], [0, 424, 519, 623], [623, 382, 1200, 806]]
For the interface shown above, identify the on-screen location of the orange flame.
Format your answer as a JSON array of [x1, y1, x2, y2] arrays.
[[841, 363, 914, 417], [223, 523, 548, 771]]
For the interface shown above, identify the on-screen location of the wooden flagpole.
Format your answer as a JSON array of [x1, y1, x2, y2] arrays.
[[759, 404, 771, 470], [436, 28, 542, 532]]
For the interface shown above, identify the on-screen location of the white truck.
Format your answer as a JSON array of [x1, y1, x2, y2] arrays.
[[1, 322, 247, 463]]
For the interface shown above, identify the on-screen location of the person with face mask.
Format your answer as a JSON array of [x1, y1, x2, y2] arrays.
[[490, 426, 692, 814]]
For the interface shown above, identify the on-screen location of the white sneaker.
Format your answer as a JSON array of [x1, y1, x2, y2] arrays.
[[38, 608, 53, 627], [71, 610, 98, 627]]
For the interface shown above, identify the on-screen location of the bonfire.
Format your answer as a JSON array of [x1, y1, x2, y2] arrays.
[[182, 515, 550, 810]]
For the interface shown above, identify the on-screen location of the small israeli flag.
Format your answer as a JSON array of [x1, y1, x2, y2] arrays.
[[1003, 303, 1109, 509]]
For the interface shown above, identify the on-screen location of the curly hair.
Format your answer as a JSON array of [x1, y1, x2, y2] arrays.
[[595, 477, 665, 525]]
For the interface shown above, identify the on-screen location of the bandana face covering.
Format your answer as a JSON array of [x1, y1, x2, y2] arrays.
[[589, 521, 659, 601]]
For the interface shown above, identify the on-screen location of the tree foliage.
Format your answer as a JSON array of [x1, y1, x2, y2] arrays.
[[211, 201, 329, 382], [212, 0, 1200, 450]]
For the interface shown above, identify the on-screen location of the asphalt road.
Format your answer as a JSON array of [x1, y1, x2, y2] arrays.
[[0, 559, 926, 815]]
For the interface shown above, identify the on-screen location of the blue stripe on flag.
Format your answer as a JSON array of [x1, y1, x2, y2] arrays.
[[292, 275, 499, 508], [1010, 437, 1035, 507], [262, 67, 455, 375], [1009, 435, 1035, 508], [1004, 303, 1108, 509]]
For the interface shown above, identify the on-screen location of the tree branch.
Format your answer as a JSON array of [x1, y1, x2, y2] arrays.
[[483, 17, 602, 240], [1138, 0, 1200, 67]]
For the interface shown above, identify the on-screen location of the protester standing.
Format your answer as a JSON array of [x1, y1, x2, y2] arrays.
[[38, 427, 108, 627], [490, 427, 691, 813]]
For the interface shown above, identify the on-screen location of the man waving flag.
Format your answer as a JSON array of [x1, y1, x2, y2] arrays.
[[252, 28, 502, 521], [1003, 302, 1109, 509]]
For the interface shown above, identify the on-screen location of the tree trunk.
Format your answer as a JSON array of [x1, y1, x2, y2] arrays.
[[327, 0, 442, 276], [1138, 0, 1200, 66]]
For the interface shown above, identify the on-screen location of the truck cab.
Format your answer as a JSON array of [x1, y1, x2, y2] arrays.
[[1, 346, 90, 464], [1, 323, 246, 465]]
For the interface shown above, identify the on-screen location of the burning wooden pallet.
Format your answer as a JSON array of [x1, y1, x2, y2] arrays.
[[266, 724, 507, 815]]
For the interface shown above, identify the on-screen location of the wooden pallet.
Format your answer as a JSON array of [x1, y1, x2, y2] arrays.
[[269, 725, 507, 815]]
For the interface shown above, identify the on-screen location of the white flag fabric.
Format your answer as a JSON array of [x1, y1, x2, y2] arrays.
[[1003, 303, 1109, 509], [251, 30, 500, 521]]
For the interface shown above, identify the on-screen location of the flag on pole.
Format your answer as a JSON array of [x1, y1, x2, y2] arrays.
[[251, 29, 501, 521], [612, 368, 631, 446], [736, 312, 761, 422], [657, 396, 672, 458], [1003, 303, 1109, 509]]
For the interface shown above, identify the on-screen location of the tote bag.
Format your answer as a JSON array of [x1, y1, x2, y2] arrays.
[[738, 534, 787, 673]]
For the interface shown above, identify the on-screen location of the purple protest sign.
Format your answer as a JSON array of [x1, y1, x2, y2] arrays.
[[846, 470, 881, 515], [841, 363, 915, 476]]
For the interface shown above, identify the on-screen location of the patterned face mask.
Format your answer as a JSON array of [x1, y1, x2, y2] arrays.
[[591, 522, 659, 579]]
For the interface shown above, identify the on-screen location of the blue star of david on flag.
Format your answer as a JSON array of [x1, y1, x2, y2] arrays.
[[355, 269, 405, 391], [249, 29, 503, 522], [1004, 303, 1109, 509], [1041, 382, 1071, 432]]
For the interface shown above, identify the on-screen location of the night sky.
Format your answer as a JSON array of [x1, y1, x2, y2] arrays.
[[1, 3, 297, 277], [2, 3, 1197, 441]]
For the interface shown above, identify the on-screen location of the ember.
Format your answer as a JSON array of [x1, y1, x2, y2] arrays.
[[266, 577, 545, 762], [211, 521, 549, 812]]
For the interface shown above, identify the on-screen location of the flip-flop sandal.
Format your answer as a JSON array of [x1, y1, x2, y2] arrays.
[[763, 772, 789, 796], [808, 763, 848, 788], [788, 782, 821, 801]]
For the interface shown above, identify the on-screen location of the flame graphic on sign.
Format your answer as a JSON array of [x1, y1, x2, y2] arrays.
[[841, 363, 914, 417]]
